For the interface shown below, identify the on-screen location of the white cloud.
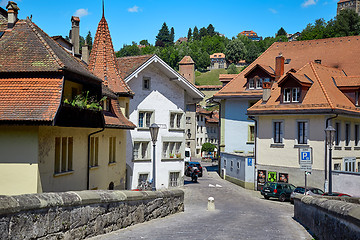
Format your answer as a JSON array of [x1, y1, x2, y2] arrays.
[[269, 8, 278, 14], [128, 5, 139, 13], [302, 0, 318, 7], [74, 8, 89, 18]]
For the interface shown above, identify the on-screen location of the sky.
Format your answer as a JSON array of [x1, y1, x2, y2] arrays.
[[0, 0, 340, 50]]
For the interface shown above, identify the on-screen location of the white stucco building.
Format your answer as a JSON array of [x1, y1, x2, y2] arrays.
[[117, 55, 204, 190]]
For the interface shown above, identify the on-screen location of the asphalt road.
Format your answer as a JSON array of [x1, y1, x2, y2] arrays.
[[90, 162, 312, 240]]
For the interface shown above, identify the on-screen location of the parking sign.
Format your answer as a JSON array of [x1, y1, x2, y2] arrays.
[[299, 148, 312, 172]]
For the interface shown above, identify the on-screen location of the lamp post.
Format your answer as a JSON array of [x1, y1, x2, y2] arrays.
[[325, 125, 336, 195], [150, 123, 160, 191]]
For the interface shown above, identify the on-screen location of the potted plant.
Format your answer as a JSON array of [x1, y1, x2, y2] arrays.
[[176, 153, 181, 158], [169, 153, 174, 158]]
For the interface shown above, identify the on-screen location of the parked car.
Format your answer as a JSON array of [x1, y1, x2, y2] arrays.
[[185, 161, 203, 177], [322, 192, 351, 197], [261, 182, 296, 202], [290, 187, 324, 204]]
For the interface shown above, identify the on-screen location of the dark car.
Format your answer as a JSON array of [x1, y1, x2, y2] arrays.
[[185, 161, 203, 177], [290, 187, 324, 203], [261, 182, 296, 202], [322, 192, 351, 197]]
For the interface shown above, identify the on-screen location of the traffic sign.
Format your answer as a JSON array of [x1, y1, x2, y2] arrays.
[[299, 148, 313, 172]]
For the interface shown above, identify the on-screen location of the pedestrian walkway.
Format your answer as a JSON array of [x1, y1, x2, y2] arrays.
[[90, 165, 312, 240]]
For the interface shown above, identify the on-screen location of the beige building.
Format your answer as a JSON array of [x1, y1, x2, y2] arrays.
[[0, 3, 135, 195], [210, 53, 227, 70], [337, 0, 360, 15]]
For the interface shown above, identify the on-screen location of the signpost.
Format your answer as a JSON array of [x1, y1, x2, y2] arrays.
[[299, 148, 313, 193]]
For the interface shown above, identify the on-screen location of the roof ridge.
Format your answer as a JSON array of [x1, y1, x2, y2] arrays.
[[310, 62, 334, 109], [27, 19, 64, 69]]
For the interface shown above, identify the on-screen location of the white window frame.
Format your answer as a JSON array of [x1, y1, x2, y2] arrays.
[[138, 110, 154, 129], [54, 137, 73, 174], [256, 78, 263, 89], [283, 88, 291, 103], [133, 141, 150, 161], [169, 111, 184, 130], [138, 173, 149, 186], [162, 141, 183, 159], [249, 79, 255, 89], [343, 157, 356, 172], [273, 120, 284, 144], [169, 171, 180, 187], [292, 88, 300, 102], [248, 124, 255, 143]]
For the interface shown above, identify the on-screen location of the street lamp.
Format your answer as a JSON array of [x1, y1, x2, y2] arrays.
[[325, 125, 336, 195], [150, 123, 160, 191]]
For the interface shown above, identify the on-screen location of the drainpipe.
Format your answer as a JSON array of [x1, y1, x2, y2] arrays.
[[87, 127, 105, 190], [249, 116, 257, 191], [324, 113, 338, 192]]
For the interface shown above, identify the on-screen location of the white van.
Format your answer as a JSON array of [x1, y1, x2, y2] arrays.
[[184, 148, 191, 162]]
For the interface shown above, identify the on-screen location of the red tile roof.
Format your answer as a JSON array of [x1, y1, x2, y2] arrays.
[[88, 16, 133, 96], [116, 55, 153, 79], [334, 76, 360, 88], [0, 77, 63, 121], [215, 36, 360, 99], [248, 62, 360, 115], [104, 99, 135, 129], [210, 53, 225, 59], [196, 85, 222, 90], [179, 56, 194, 64]]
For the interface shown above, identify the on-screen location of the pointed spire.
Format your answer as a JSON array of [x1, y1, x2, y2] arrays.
[[102, 0, 104, 17]]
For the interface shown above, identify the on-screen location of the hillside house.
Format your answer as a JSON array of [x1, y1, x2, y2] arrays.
[[210, 53, 227, 70]]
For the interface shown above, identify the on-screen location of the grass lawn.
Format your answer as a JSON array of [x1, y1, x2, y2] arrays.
[[195, 67, 244, 86]]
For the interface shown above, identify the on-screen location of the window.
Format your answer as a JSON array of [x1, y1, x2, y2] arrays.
[[103, 98, 111, 112], [334, 163, 341, 171], [109, 137, 116, 163], [248, 125, 255, 142], [292, 88, 300, 102], [344, 157, 356, 172], [138, 173, 149, 186], [249, 79, 255, 89], [283, 88, 291, 102], [90, 137, 99, 167], [55, 137, 73, 174], [256, 78, 262, 89], [237, 162, 240, 169], [143, 77, 150, 90], [297, 121, 308, 144], [273, 121, 283, 143], [170, 112, 184, 129], [335, 122, 340, 146], [355, 124, 359, 146], [138, 111, 153, 128], [133, 141, 150, 160], [162, 141, 183, 159], [169, 172, 180, 187], [186, 117, 191, 124], [345, 123, 351, 146], [201, 126, 203, 133]]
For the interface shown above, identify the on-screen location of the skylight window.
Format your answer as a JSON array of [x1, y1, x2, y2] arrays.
[[284, 59, 291, 64]]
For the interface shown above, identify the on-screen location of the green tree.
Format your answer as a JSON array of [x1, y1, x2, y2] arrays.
[[276, 27, 287, 36], [333, 8, 360, 37], [116, 44, 141, 57], [224, 38, 246, 64], [170, 27, 175, 44], [187, 28, 192, 41], [245, 42, 261, 64], [199, 27, 208, 39], [85, 31, 93, 51], [156, 22, 171, 44], [79, 35, 85, 51], [227, 63, 239, 74], [193, 26, 199, 40], [201, 142, 215, 152], [139, 39, 150, 46], [207, 24, 215, 36]]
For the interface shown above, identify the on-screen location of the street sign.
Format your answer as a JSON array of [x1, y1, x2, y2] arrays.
[[299, 148, 313, 172], [247, 158, 253, 166]]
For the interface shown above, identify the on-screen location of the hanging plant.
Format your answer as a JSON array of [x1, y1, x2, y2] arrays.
[[64, 91, 106, 111]]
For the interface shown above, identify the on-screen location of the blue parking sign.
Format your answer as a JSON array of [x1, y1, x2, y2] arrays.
[[299, 148, 312, 164], [301, 152, 310, 161], [247, 158, 253, 166]]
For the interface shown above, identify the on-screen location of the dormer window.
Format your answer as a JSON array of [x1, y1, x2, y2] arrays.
[[249, 79, 255, 89], [283, 88, 300, 103], [256, 78, 263, 89]]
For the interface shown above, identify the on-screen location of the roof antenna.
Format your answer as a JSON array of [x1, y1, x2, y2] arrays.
[[102, 0, 105, 17]]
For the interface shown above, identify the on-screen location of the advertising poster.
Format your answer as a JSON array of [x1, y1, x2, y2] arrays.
[[279, 173, 288, 183], [257, 170, 266, 190], [268, 171, 277, 182]]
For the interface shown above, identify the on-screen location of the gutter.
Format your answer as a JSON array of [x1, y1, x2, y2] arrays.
[[249, 116, 257, 191]]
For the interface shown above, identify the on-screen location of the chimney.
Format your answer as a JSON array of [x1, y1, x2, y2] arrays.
[[71, 16, 80, 55], [6, 1, 20, 29], [275, 54, 285, 81], [82, 44, 89, 64], [262, 81, 272, 102], [179, 56, 195, 84]]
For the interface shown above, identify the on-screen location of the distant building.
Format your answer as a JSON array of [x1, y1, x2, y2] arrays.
[[210, 53, 227, 70], [175, 37, 188, 45], [337, 0, 360, 15], [197, 85, 223, 107], [219, 74, 237, 87], [287, 32, 301, 42], [239, 30, 262, 41]]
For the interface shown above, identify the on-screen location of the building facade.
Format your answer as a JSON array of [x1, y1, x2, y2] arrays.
[[337, 0, 360, 15], [210, 53, 227, 70]]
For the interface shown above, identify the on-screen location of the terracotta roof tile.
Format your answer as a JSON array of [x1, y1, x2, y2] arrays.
[[179, 56, 194, 64], [334, 76, 360, 87], [0, 77, 63, 121], [215, 36, 360, 98], [196, 85, 222, 90], [116, 55, 153, 79], [210, 53, 225, 58], [89, 16, 133, 95], [104, 99, 135, 129]]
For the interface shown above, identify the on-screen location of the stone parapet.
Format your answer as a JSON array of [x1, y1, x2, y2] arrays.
[[294, 195, 360, 240], [0, 189, 184, 239]]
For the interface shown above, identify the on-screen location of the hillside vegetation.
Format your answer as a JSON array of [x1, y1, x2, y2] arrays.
[[195, 66, 244, 86]]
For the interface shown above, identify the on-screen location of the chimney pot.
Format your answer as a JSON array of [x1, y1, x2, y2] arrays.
[[71, 16, 80, 55], [82, 44, 89, 64], [262, 81, 272, 102], [275, 55, 285, 81], [6, 1, 20, 29]]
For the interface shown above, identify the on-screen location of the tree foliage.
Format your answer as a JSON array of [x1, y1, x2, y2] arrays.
[[187, 28, 192, 41], [139, 39, 150, 46], [85, 31, 93, 51], [156, 22, 171, 45], [193, 26, 199, 41], [276, 27, 287, 36], [227, 63, 238, 74], [224, 38, 246, 64], [201, 142, 216, 152]]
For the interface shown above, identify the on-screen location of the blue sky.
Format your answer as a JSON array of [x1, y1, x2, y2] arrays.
[[1, 0, 339, 50]]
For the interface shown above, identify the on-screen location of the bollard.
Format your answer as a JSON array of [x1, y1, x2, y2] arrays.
[[207, 197, 215, 211]]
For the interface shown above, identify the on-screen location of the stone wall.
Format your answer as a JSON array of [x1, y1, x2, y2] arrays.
[[0, 189, 184, 239], [294, 195, 360, 240]]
